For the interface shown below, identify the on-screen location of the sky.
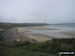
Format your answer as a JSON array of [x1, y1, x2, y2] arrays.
[[0, 0, 75, 23]]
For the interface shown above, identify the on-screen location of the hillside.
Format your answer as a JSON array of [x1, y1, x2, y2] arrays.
[[0, 23, 75, 56], [0, 22, 49, 29]]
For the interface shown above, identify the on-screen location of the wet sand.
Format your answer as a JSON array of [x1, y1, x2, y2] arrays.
[[60, 31, 75, 37], [27, 27, 74, 38], [27, 26, 58, 30]]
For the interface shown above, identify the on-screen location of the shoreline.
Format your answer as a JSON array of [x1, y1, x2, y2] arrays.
[[3, 26, 75, 42], [27, 26, 58, 30], [60, 31, 75, 37]]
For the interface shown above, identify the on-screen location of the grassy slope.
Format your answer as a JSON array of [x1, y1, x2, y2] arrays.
[[0, 41, 56, 56], [0, 38, 75, 56]]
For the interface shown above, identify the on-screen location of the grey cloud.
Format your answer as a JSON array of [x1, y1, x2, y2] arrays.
[[0, 0, 74, 23]]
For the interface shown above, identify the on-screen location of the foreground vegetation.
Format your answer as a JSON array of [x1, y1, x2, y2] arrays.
[[0, 34, 75, 56]]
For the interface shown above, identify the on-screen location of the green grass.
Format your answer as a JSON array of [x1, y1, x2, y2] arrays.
[[0, 41, 56, 56]]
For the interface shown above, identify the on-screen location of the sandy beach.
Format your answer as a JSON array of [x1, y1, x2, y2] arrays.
[[3, 26, 75, 42], [24, 33, 53, 42], [17, 27, 54, 42], [3, 27, 55, 42]]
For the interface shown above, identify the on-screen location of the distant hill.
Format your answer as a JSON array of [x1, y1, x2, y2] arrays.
[[0, 22, 49, 28]]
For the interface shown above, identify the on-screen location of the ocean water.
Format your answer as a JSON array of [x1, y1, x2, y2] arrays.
[[46, 24, 75, 30]]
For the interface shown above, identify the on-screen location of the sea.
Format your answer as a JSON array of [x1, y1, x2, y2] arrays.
[[46, 23, 75, 30]]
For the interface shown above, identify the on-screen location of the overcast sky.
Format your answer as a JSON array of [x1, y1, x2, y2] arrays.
[[0, 0, 75, 23]]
